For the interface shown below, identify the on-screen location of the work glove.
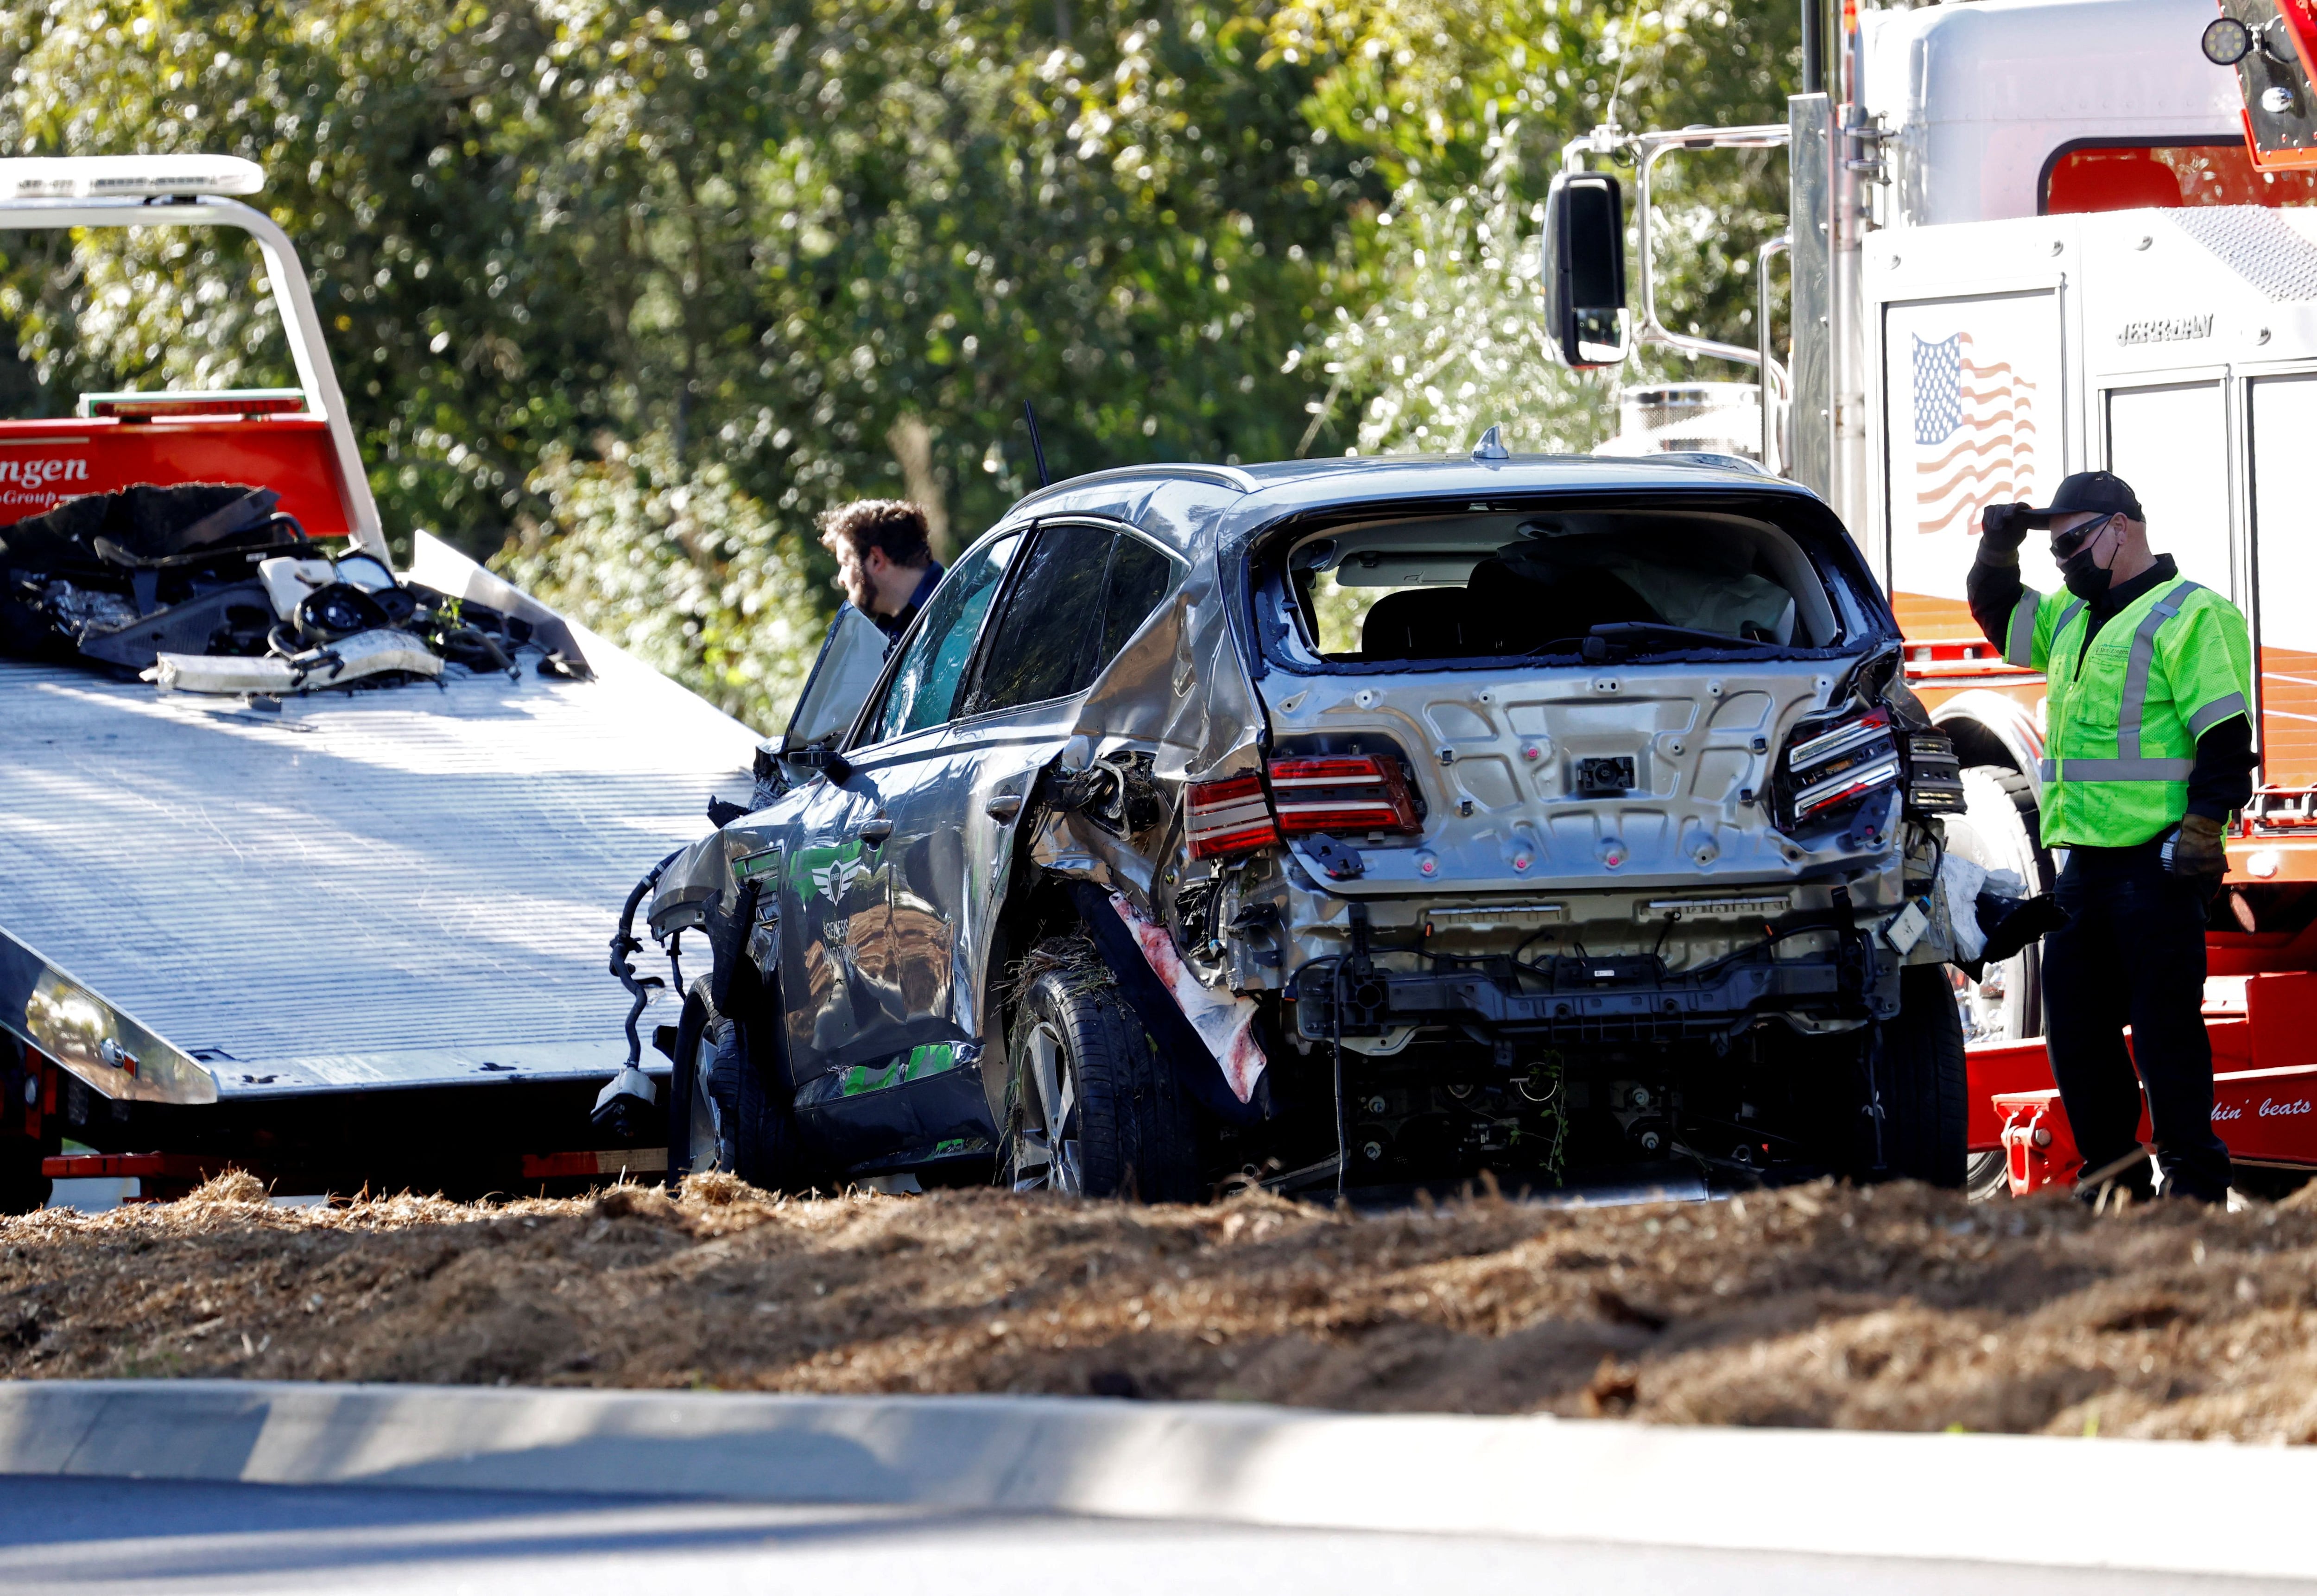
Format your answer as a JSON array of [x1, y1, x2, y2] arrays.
[[1975, 892, 2069, 968], [1979, 501, 2032, 557], [2166, 813, 2228, 898]]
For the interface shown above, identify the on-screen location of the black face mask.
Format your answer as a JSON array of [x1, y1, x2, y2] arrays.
[[2054, 516, 2118, 602], [2059, 545, 2113, 602]]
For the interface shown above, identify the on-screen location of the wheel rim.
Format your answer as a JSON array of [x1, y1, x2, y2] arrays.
[[1964, 1149, 2010, 1202], [1017, 1019, 1082, 1195], [688, 1030, 726, 1175], [1950, 960, 2032, 1045]]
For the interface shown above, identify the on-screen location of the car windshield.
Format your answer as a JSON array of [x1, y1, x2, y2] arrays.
[[1282, 509, 1838, 664]]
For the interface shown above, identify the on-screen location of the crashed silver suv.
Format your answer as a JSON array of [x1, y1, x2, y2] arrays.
[[632, 450, 1977, 1199]]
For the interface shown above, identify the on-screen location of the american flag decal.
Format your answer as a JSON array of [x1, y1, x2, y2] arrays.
[[1912, 332, 2037, 537]]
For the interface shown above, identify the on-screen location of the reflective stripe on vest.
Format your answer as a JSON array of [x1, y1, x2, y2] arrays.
[[2042, 579, 2204, 841], [2119, 588, 2189, 757], [2005, 586, 2040, 668], [2051, 583, 2198, 751], [2035, 577, 2250, 848], [2054, 597, 2085, 649], [2185, 690, 2249, 737], [2038, 756, 2197, 782]]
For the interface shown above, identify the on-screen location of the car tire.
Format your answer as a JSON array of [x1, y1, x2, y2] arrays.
[[1878, 963, 1970, 1188], [668, 984, 717, 1181], [668, 981, 804, 1191], [1004, 942, 1197, 1201]]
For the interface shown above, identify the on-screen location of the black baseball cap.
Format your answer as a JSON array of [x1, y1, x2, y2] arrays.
[[2019, 470, 2144, 526]]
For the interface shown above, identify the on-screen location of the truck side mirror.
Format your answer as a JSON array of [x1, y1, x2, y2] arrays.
[[1541, 171, 1629, 369]]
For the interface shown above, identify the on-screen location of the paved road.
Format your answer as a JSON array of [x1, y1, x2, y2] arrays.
[[0, 1476, 2306, 1595]]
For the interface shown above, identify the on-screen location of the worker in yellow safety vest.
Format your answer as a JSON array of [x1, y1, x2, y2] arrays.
[[1970, 471, 2255, 1203]]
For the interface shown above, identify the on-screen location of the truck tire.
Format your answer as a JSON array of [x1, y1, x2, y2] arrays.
[[1878, 963, 1970, 1188], [1943, 765, 2049, 1044], [668, 982, 804, 1191], [1943, 764, 2048, 1199], [1003, 942, 1197, 1201]]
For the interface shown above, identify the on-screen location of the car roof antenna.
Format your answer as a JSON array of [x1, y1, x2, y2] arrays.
[[1023, 400, 1053, 488]]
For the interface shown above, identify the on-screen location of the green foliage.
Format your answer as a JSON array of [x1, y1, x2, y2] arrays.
[[0, 0, 1371, 552], [500, 431, 827, 729], [0, 0, 1806, 733], [1278, 0, 1798, 458], [1307, 145, 1614, 457]]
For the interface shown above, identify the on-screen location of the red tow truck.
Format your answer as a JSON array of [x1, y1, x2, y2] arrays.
[[1582, 0, 2317, 1194]]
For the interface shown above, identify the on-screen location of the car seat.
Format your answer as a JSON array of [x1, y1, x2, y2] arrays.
[[1466, 554, 1659, 652], [1360, 587, 1488, 658]]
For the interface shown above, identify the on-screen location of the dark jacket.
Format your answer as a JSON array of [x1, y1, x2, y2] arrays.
[[872, 562, 945, 646]]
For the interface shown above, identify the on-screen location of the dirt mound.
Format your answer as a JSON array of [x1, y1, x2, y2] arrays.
[[6, 1177, 2316, 1439]]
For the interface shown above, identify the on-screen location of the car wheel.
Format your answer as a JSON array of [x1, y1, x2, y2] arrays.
[[1003, 942, 1196, 1201], [1877, 963, 1970, 1188], [668, 982, 802, 1191], [668, 985, 721, 1179]]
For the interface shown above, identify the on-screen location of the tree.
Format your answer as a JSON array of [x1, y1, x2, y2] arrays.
[[501, 431, 827, 730], [1273, 0, 1800, 456], [0, 0, 1807, 734]]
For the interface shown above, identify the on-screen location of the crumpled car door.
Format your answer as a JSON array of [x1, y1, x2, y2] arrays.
[[774, 773, 893, 1084], [776, 531, 1019, 1135]]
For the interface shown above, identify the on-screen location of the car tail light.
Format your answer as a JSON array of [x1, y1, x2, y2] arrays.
[[1904, 728, 1967, 815], [1779, 708, 1900, 825], [1185, 773, 1279, 859], [1266, 753, 1422, 837]]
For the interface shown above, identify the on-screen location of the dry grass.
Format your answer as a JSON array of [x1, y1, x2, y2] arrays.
[[8, 1172, 2317, 1439]]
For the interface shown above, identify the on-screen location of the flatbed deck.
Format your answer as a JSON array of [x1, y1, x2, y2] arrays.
[[0, 537, 753, 1112]]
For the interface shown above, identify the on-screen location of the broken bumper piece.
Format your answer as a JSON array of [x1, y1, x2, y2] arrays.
[[145, 628, 443, 695]]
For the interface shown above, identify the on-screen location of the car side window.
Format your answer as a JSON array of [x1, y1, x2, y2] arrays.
[[861, 532, 1018, 745], [1097, 533, 1177, 665], [969, 523, 1181, 716]]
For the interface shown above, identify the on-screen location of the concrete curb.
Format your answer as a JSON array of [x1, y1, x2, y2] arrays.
[[0, 1380, 2306, 1577]]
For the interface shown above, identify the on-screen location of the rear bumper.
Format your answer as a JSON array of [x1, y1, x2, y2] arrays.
[[1290, 940, 1895, 1046]]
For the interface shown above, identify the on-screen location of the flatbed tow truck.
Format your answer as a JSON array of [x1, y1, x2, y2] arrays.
[[0, 157, 757, 1206], [1569, 0, 2317, 1194]]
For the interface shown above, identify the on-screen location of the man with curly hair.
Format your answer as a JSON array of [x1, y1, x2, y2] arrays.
[[818, 499, 943, 644]]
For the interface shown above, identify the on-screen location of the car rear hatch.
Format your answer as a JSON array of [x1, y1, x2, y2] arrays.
[[1231, 485, 1902, 899]]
